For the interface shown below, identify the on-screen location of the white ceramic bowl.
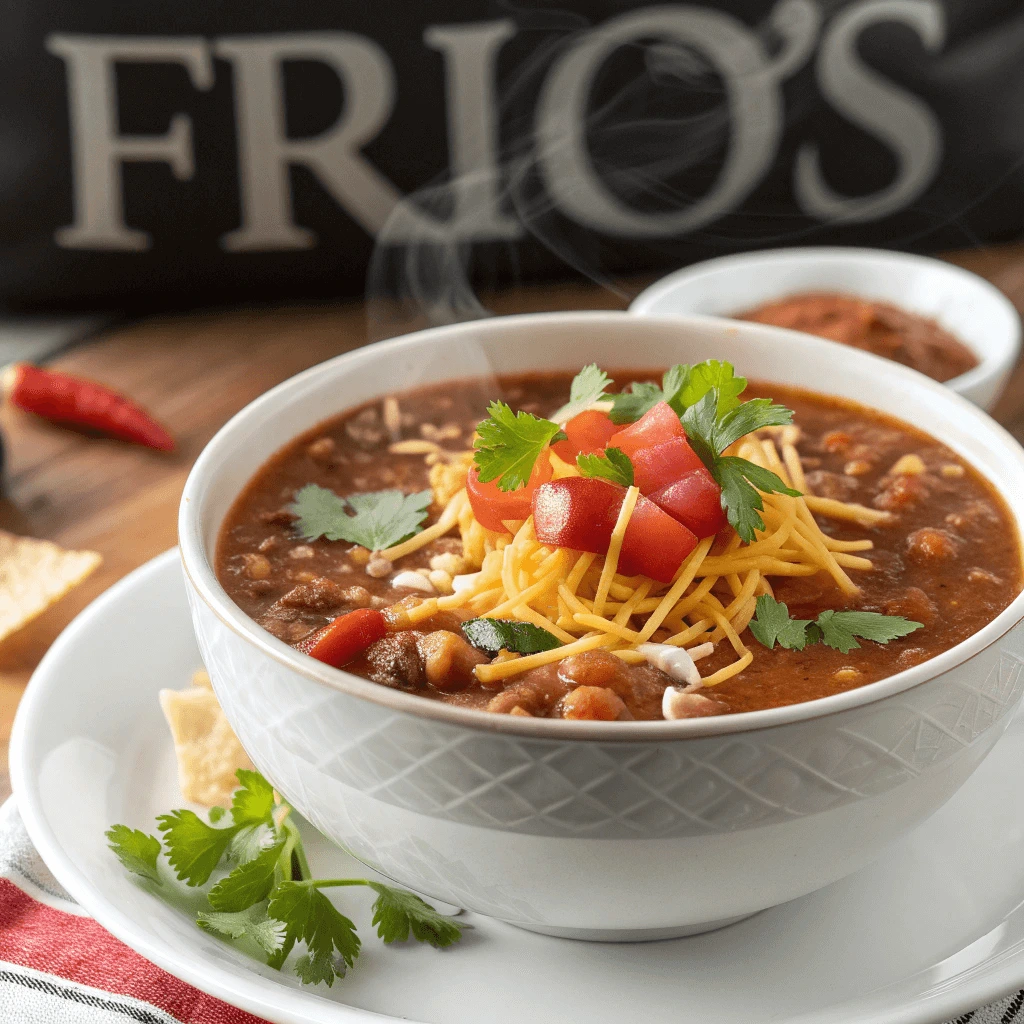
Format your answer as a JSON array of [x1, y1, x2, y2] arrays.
[[179, 312, 1024, 941], [630, 248, 1022, 410]]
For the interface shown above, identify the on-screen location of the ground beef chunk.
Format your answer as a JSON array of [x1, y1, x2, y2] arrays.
[[365, 632, 427, 691]]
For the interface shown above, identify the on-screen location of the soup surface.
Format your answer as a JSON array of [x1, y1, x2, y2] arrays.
[[217, 372, 1020, 720], [737, 292, 978, 383]]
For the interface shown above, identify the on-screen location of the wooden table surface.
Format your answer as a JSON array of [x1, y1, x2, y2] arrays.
[[3, 246, 1024, 799]]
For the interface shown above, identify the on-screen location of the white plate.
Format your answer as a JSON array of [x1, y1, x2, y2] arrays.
[[11, 549, 1024, 1024]]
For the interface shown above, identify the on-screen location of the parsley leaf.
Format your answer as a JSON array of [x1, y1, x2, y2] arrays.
[[747, 597, 923, 654], [156, 810, 241, 887], [576, 447, 634, 487], [714, 398, 794, 452], [462, 618, 562, 654], [105, 825, 162, 883], [198, 902, 288, 957], [609, 380, 664, 424], [296, 950, 343, 985], [269, 881, 361, 985], [367, 882, 464, 947], [231, 769, 276, 828], [290, 484, 432, 551], [209, 842, 285, 912], [473, 402, 565, 492], [677, 360, 747, 415], [815, 610, 923, 654], [551, 363, 612, 423], [714, 457, 801, 543], [748, 595, 815, 651]]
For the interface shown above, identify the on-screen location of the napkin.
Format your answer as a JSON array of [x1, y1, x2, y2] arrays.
[[0, 794, 1018, 1024]]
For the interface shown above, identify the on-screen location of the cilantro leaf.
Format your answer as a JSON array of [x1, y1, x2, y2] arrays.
[[815, 610, 923, 654], [680, 390, 719, 468], [713, 398, 794, 453], [231, 769, 276, 828], [677, 360, 746, 415], [473, 401, 565, 492], [269, 880, 361, 985], [748, 595, 815, 651], [198, 902, 288, 956], [209, 842, 285, 912], [714, 457, 800, 543], [105, 825, 162, 883], [289, 484, 432, 551], [462, 618, 562, 654], [551, 363, 612, 423], [227, 823, 278, 865], [156, 810, 240, 887], [367, 882, 463, 948], [576, 447, 633, 487], [208, 806, 227, 823], [295, 950, 344, 985], [608, 380, 663, 424]]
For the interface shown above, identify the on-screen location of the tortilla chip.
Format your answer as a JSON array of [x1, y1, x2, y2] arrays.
[[0, 531, 101, 642], [159, 682, 254, 806]]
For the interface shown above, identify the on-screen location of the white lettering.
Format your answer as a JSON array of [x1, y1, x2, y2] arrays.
[[535, 3, 813, 238], [423, 20, 521, 241], [216, 33, 399, 250], [795, 0, 944, 223], [47, 35, 213, 251]]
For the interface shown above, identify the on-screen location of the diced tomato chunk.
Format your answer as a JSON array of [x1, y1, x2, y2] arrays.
[[532, 477, 623, 553], [650, 467, 727, 538], [630, 436, 705, 494], [532, 478, 698, 584], [608, 402, 685, 458], [551, 410, 618, 463], [617, 498, 699, 583], [468, 451, 553, 532], [294, 608, 387, 668]]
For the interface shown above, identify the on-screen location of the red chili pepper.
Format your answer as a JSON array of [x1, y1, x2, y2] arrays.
[[293, 608, 388, 668], [2, 362, 175, 452]]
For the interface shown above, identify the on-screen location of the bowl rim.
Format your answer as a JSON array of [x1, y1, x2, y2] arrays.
[[179, 309, 1024, 742], [629, 246, 1023, 396]]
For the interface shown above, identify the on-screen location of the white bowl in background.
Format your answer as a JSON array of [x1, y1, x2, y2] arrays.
[[630, 247, 1022, 410], [179, 311, 1024, 941]]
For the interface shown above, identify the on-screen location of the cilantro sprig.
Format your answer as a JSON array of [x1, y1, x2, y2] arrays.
[[576, 447, 633, 487], [289, 485, 432, 551], [551, 363, 612, 423], [748, 595, 923, 653], [473, 401, 566, 492], [106, 769, 463, 988]]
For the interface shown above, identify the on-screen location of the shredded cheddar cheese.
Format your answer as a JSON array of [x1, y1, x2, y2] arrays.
[[381, 427, 884, 687]]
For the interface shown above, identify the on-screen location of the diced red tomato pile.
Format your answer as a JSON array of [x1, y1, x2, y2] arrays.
[[468, 400, 729, 585]]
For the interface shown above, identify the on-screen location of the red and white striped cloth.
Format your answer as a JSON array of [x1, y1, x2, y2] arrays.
[[0, 796, 1019, 1024]]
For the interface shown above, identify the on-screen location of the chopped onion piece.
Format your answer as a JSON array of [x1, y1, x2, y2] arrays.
[[391, 571, 435, 593], [636, 642, 702, 686], [451, 572, 482, 594]]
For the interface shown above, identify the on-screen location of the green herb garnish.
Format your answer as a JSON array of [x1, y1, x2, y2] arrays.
[[289, 484, 432, 550], [748, 595, 923, 653], [473, 401, 566, 492], [462, 617, 562, 654], [107, 769, 463, 988], [551, 363, 612, 423], [576, 447, 634, 487]]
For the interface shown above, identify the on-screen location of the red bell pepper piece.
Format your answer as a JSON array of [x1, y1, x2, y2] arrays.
[[630, 436, 705, 494], [608, 402, 685, 459], [532, 477, 698, 584], [650, 467, 728, 538], [293, 608, 387, 668], [551, 409, 619, 463], [3, 362, 175, 452], [467, 451, 553, 532]]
